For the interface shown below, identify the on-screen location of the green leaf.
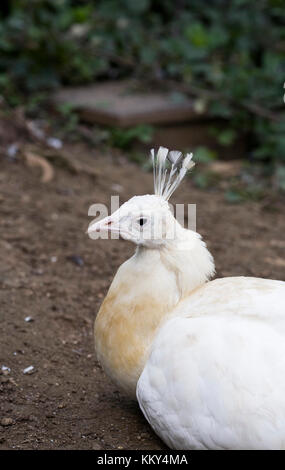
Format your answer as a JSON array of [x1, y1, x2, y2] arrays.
[[225, 189, 244, 204], [185, 23, 209, 48], [194, 146, 217, 163], [217, 129, 237, 147]]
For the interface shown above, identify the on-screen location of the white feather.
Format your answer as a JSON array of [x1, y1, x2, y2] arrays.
[[151, 147, 195, 200], [137, 278, 285, 450]]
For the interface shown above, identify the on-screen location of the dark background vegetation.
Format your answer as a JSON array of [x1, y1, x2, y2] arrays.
[[0, 0, 285, 192]]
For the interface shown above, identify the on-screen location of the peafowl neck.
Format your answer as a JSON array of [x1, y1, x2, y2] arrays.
[[94, 230, 215, 397]]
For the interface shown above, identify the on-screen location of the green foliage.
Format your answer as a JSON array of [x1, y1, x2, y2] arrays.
[[225, 185, 266, 203], [109, 125, 153, 149], [193, 146, 217, 164], [56, 102, 79, 134], [0, 0, 285, 181], [209, 128, 237, 147], [193, 170, 221, 190]]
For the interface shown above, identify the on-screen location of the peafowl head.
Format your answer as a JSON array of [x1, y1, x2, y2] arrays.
[[88, 147, 195, 248]]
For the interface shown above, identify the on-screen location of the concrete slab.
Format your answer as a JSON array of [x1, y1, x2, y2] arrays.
[[52, 80, 205, 127], [51, 80, 245, 158]]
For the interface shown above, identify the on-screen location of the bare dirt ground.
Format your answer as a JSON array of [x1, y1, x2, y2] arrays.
[[0, 126, 284, 449]]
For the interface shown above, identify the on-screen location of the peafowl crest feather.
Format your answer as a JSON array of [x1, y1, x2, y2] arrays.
[[151, 147, 195, 200]]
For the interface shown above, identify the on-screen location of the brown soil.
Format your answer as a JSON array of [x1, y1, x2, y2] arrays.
[[0, 131, 284, 449]]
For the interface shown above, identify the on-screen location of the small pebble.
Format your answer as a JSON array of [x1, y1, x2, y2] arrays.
[[68, 255, 84, 267], [24, 316, 34, 323], [92, 442, 102, 450], [6, 143, 19, 161], [32, 269, 44, 276], [1, 417, 13, 426], [23, 366, 35, 375], [51, 256, 57, 263], [46, 137, 63, 149], [1, 365, 10, 373]]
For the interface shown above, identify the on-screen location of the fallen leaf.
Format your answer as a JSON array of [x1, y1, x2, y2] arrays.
[[23, 151, 54, 183]]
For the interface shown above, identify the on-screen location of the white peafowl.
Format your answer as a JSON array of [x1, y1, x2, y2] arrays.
[[88, 147, 285, 450]]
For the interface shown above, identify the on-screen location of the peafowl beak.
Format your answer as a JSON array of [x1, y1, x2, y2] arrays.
[[87, 208, 125, 239], [88, 215, 115, 234]]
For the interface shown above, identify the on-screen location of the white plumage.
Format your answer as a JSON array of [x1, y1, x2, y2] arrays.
[[88, 147, 285, 450]]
